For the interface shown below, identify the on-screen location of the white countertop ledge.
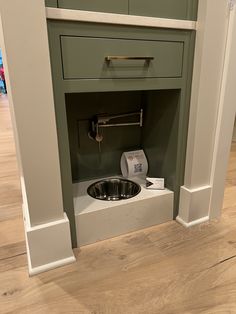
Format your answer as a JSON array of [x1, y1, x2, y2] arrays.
[[46, 8, 197, 31]]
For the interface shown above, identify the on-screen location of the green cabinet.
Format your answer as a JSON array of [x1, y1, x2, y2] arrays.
[[45, 0, 57, 7], [129, 0, 198, 20], [61, 36, 183, 80], [45, 0, 198, 20], [57, 0, 129, 14], [47, 21, 196, 247]]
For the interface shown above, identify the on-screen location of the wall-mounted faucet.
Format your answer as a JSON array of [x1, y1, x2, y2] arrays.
[[96, 110, 143, 128], [88, 109, 143, 151]]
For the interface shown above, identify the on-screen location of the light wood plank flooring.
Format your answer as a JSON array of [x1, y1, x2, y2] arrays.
[[0, 95, 236, 313], [0, 95, 25, 267]]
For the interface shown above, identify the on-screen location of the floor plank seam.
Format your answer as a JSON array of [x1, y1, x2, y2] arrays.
[[0, 251, 26, 262], [210, 254, 236, 268]]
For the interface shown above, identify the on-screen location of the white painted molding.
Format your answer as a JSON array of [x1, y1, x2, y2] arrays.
[[178, 0, 231, 225], [183, 0, 229, 189], [46, 7, 197, 30], [176, 215, 209, 228], [209, 6, 236, 218], [28, 256, 76, 277], [24, 209, 75, 276], [0, 0, 76, 275], [178, 185, 211, 225], [0, 0, 65, 226]]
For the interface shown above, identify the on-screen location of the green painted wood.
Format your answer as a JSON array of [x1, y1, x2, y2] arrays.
[[66, 92, 142, 181], [61, 36, 183, 80], [172, 30, 196, 218], [47, 20, 196, 245], [63, 78, 183, 94], [67, 90, 182, 193], [45, 0, 58, 7], [129, 0, 198, 21], [47, 23, 77, 248], [58, 0, 128, 14], [142, 90, 181, 191]]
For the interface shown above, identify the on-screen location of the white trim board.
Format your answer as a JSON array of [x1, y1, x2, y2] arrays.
[[209, 5, 236, 218], [27, 248, 75, 277], [24, 211, 76, 276], [178, 0, 232, 224], [178, 185, 212, 224], [176, 216, 209, 228], [46, 7, 197, 30], [0, 0, 76, 275]]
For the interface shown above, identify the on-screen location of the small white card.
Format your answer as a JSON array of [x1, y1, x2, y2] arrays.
[[146, 177, 165, 190]]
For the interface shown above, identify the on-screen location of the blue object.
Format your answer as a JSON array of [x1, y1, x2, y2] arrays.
[[0, 48, 6, 93], [0, 49, 2, 66]]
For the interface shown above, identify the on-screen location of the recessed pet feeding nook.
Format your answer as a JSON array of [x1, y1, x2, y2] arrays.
[[66, 89, 178, 246]]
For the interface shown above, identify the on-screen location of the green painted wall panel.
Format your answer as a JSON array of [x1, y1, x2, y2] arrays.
[[61, 36, 183, 80], [129, 0, 198, 20], [142, 90, 180, 191], [45, 0, 58, 7], [54, 0, 198, 20], [58, 0, 128, 14], [66, 91, 142, 182]]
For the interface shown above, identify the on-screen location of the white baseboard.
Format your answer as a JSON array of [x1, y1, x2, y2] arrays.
[[28, 255, 75, 276], [23, 210, 75, 276], [178, 185, 212, 224], [176, 215, 209, 228]]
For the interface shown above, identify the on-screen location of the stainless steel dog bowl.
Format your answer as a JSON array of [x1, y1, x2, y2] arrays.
[[87, 178, 141, 201]]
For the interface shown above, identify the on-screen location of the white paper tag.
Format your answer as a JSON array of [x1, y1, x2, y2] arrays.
[[146, 177, 165, 190], [121, 150, 148, 178]]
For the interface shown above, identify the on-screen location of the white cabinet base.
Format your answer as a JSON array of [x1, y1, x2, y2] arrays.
[[73, 177, 173, 247]]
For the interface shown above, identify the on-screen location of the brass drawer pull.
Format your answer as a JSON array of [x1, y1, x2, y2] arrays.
[[105, 56, 154, 62]]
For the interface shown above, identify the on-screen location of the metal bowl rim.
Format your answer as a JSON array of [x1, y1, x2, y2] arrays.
[[87, 177, 141, 201]]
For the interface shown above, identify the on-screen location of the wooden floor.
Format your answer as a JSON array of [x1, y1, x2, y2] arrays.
[[1, 95, 236, 313]]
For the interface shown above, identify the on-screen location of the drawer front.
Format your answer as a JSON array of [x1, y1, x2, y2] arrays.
[[129, 0, 198, 20], [61, 36, 184, 80], [58, 0, 128, 14]]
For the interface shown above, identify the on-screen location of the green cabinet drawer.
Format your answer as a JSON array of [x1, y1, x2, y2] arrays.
[[61, 36, 184, 80], [57, 0, 128, 14], [129, 0, 198, 20]]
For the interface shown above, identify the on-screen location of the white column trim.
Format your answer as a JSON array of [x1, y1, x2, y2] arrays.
[[178, 0, 230, 227], [209, 5, 236, 218], [0, 0, 75, 274], [46, 7, 197, 30]]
